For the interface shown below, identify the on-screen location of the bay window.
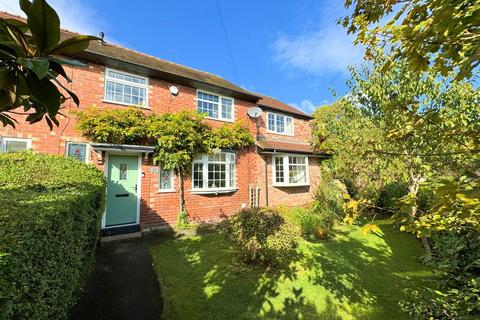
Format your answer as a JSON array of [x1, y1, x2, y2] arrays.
[[267, 112, 293, 135], [192, 152, 236, 192], [197, 90, 234, 121], [273, 155, 309, 186], [104, 68, 148, 107]]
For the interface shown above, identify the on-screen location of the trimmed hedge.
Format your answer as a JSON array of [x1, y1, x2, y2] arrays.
[[0, 152, 105, 320]]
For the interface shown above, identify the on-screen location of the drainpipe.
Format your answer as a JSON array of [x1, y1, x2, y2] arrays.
[[264, 154, 269, 206]]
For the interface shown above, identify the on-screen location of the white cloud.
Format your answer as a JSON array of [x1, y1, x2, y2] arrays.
[[290, 99, 331, 114], [272, 3, 364, 77], [0, 0, 108, 37]]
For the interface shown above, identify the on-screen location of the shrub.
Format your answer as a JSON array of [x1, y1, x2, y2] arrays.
[[222, 208, 299, 266], [376, 181, 409, 213], [282, 206, 335, 241], [0, 153, 105, 320], [399, 229, 480, 319]]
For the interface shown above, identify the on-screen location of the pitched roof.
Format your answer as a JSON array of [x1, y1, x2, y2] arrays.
[[257, 95, 312, 119], [256, 140, 329, 157], [0, 11, 310, 116]]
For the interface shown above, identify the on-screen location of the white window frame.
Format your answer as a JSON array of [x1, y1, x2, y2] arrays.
[[103, 68, 149, 108], [266, 112, 294, 136], [158, 166, 175, 193], [65, 142, 90, 163], [196, 89, 235, 122], [272, 154, 309, 187], [0, 137, 32, 153], [191, 151, 237, 193]]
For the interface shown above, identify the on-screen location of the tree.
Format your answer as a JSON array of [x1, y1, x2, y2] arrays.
[[312, 100, 406, 200], [341, 0, 480, 80], [147, 111, 254, 224], [147, 111, 211, 219], [347, 58, 480, 252], [0, 0, 99, 127]]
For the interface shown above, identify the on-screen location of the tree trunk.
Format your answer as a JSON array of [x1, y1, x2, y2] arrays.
[[408, 169, 431, 254], [177, 170, 186, 214]]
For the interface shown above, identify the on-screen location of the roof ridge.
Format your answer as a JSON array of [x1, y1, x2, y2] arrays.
[[0, 11, 227, 82]]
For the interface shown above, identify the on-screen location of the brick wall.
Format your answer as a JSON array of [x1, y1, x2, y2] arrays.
[[0, 61, 319, 229]]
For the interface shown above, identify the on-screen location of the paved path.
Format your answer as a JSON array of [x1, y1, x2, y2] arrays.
[[70, 234, 169, 320]]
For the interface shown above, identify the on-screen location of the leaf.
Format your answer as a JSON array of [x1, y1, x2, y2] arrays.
[[28, 75, 61, 118], [48, 35, 100, 55], [49, 55, 87, 67], [19, 0, 32, 14], [17, 57, 49, 79], [361, 223, 381, 235], [49, 60, 71, 82], [27, 0, 60, 53]]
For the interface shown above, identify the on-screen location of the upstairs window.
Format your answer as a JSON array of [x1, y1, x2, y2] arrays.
[[0, 137, 31, 153], [104, 68, 148, 107], [273, 155, 309, 186], [192, 152, 236, 190], [267, 112, 293, 135], [197, 90, 234, 121]]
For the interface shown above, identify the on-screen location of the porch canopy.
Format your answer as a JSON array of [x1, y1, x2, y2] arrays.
[[91, 143, 155, 160], [256, 140, 331, 158]]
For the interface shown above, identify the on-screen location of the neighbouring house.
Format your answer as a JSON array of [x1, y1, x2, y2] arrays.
[[0, 12, 330, 234]]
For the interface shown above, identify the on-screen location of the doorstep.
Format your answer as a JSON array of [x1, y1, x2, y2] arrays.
[[100, 232, 142, 244]]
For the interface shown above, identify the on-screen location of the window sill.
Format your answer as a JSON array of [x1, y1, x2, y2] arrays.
[[203, 116, 235, 123], [190, 188, 238, 195], [273, 183, 310, 188], [102, 99, 150, 109], [266, 129, 294, 137], [157, 189, 176, 194]]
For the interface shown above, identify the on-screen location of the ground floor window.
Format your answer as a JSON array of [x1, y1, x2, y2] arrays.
[[66, 142, 89, 163], [0, 137, 31, 153], [192, 151, 236, 190], [273, 154, 309, 186], [159, 166, 174, 191]]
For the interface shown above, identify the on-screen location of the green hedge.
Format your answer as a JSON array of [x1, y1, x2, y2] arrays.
[[0, 152, 105, 320]]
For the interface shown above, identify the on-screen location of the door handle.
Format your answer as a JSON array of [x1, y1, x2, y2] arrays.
[[134, 184, 137, 193]]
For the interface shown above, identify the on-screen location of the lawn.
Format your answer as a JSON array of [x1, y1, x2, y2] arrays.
[[150, 220, 434, 320]]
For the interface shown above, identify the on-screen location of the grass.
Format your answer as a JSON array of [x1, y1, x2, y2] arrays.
[[150, 220, 434, 320]]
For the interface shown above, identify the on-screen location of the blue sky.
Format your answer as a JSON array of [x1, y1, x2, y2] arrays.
[[0, 0, 365, 114]]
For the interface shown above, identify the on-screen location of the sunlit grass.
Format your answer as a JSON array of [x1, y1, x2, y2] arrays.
[[151, 220, 434, 320]]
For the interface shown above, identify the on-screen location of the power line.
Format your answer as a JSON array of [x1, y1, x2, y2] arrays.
[[0, 0, 22, 16], [216, 0, 240, 84]]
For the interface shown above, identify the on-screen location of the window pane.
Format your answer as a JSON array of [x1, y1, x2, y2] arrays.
[[229, 162, 235, 187], [268, 113, 275, 131], [275, 157, 284, 183], [159, 168, 173, 190], [288, 156, 307, 184], [5, 141, 27, 153], [193, 163, 203, 188], [286, 117, 293, 134], [119, 163, 127, 180], [276, 115, 285, 133], [67, 143, 87, 162], [221, 98, 233, 119]]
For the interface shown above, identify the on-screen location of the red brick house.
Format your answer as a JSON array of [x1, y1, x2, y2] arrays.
[[0, 12, 329, 234]]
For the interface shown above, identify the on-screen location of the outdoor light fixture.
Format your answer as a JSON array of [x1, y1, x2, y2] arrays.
[[169, 85, 179, 96]]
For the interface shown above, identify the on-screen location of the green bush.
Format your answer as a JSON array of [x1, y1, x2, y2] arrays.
[[399, 229, 480, 319], [222, 208, 299, 266], [282, 206, 335, 241], [0, 152, 105, 320], [376, 181, 409, 213]]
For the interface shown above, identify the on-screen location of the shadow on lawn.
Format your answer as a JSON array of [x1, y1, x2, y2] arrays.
[[155, 221, 430, 320]]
